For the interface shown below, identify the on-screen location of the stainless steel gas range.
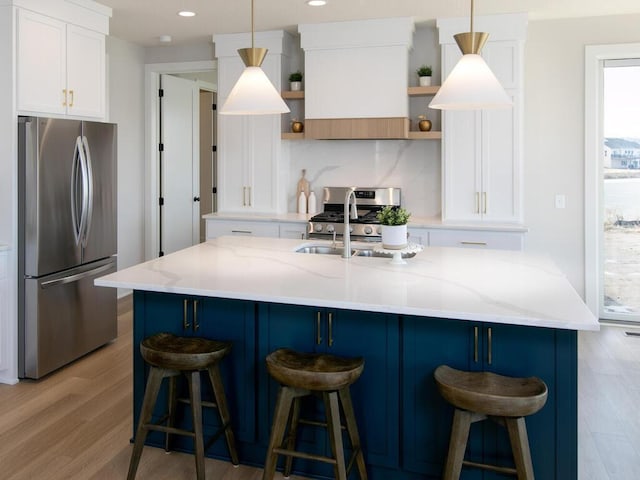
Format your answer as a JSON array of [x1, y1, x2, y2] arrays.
[[308, 187, 401, 242]]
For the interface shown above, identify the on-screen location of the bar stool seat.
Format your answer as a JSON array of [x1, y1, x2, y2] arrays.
[[127, 332, 239, 480], [262, 348, 368, 480], [434, 365, 548, 480]]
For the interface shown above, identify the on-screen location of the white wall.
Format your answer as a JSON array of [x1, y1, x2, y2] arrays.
[[523, 13, 640, 296], [106, 37, 146, 284]]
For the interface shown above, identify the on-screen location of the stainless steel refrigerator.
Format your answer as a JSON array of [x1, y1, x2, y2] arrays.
[[18, 116, 118, 379]]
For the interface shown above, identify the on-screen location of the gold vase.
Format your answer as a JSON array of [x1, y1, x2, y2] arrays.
[[418, 119, 432, 132], [291, 121, 304, 133]]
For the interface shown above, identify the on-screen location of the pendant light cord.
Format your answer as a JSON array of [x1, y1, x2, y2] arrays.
[[251, 0, 255, 49], [470, 0, 475, 51]]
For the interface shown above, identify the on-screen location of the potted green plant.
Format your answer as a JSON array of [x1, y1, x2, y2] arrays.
[[289, 71, 303, 91], [416, 65, 432, 87], [376, 205, 411, 250]]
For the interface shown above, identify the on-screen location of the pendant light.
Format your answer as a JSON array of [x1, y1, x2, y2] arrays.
[[219, 0, 290, 115], [429, 0, 511, 110]]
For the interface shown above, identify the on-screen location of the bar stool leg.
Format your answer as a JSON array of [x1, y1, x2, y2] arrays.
[[165, 374, 177, 452], [186, 371, 205, 480], [207, 364, 240, 465], [505, 417, 535, 480], [263, 386, 296, 480], [283, 397, 301, 478], [324, 391, 347, 480], [127, 366, 167, 480], [442, 408, 473, 480], [338, 387, 368, 480]]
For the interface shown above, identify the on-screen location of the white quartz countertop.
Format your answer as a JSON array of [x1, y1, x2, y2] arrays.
[[95, 236, 598, 332]]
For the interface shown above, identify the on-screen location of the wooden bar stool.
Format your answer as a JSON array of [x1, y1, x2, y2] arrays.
[[434, 365, 548, 480], [262, 348, 368, 480], [127, 333, 239, 480]]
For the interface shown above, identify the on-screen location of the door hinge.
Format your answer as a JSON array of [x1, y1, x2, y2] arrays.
[[212, 145, 217, 152], [212, 103, 217, 111], [158, 88, 164, 97], [212, 187, 217, 194], [159, 197, 164, 206], [159, 143, 164, 152]]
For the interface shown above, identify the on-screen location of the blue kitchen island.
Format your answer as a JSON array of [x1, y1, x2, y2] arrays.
[[96, 236, 599, 480]]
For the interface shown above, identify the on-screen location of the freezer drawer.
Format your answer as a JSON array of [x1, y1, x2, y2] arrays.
[[20, 257, 117, 379]]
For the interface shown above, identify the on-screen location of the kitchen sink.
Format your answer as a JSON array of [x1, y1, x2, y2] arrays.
[[295, 245, 417, 258]]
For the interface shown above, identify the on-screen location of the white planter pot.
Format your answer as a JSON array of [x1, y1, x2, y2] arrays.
[[418, 76, 432, 87], [290, 81, 302, 91], [381, 225, 408, 250]]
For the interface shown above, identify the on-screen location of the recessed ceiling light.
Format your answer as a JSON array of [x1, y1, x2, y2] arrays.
[[159, 34, 172, 43], [178, 10, 196, 17], [306, 0, 327, 6]]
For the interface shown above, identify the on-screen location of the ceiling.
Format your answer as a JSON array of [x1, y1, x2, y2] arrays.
[[98, 0, 640, 47]]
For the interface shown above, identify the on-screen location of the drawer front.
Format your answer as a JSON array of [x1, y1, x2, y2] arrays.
[[429, 229, 524, 250], [205, 220, 279, 239]]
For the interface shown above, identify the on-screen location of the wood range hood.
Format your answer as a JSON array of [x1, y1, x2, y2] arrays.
[[299, 18, 415, 140]]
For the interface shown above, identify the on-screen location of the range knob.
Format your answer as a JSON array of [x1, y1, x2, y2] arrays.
[[364, 226, 373, 235], [349, 226, 354, 233], [314, 224, 323, 232], [376, 226, 382, 235], [326, 224, 335, 233]]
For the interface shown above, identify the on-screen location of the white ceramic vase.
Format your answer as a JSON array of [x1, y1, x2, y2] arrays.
[[290, 81, 302, 91], [381, 224, 408, 250], [418, 76, 432, 87]]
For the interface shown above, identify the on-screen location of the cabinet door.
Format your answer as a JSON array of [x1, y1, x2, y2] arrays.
[[402, 316, 479, 478], [481, 91, 520, 223], [66, 24, 105, 118], [442, 108, 483, 222], [327, 309, 400, 471], [477, 323, 568, 480], [17, 9, 66, 115], [279, 222, 308, 240], [197, 297, 257, 447]]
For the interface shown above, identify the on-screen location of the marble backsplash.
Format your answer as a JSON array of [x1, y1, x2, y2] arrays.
[[284, 139, 442, 218]]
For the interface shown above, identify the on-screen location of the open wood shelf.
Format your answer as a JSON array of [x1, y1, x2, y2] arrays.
[[282, 132, 305, 140], [408, 131, 442, 140], [281, 90, 305, 99], [408, 85, 440, 96]]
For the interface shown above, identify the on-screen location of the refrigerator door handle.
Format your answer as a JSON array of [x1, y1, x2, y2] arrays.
[[40, 261, 114, 289], [70, 136, 89, 246], [81, 136, 94, 248]]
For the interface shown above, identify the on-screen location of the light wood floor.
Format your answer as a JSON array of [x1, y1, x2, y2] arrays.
[[0, 305, 638, 479]]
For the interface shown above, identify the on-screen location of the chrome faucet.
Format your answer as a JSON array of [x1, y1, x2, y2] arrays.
[[342, 187, 358, 258]]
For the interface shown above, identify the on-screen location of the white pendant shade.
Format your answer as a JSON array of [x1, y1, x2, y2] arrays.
[[429, 54, 512, 110], [219, 66, 290, 115]]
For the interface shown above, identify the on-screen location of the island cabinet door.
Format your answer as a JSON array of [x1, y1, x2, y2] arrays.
[[475, 323, 577, 480], [401, 316, 478, 478], [257, 303, 400, 478], [132, 292, 257, 458]]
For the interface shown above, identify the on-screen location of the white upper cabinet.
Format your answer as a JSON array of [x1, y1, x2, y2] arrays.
[[16, 4, 109, 119], [214, 30, 291, 214], [438, 14, 527, 224]]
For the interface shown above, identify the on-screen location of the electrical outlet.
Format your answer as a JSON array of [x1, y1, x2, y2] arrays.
[[555, 194, 566, 209]]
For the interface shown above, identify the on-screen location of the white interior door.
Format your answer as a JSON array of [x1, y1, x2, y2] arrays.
[[160, 74, 198, 256]]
